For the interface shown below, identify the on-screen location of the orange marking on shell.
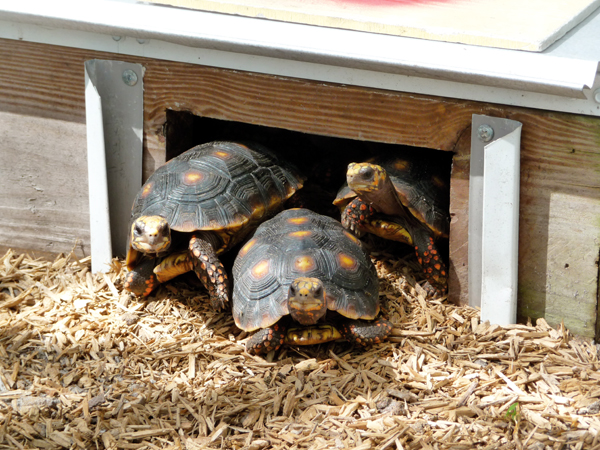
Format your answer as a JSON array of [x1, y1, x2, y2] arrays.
[[393, 159, 410, 172], [214, 151, 230, 158], [288, 217, 309, 225], [434, 264, 441, 270], [239, 238, 256, 257], [337, 253, 358, 270], [183, 170, 204, 184], [294, 255, 316, 273], [251, 260, 271, 279], [289, 230, 312, 238], [431, 175, 447, 189], [140, 182, 153, 198], [343, 231, 361, 246]]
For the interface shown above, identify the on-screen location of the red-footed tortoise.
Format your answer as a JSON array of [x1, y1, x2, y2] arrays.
[[123, 141, 305, 309], [334, 153, 450, 296], [232, 208, 392, 355]]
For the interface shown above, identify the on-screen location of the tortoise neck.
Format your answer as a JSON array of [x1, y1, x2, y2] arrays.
[[358, 177, 404, 217]]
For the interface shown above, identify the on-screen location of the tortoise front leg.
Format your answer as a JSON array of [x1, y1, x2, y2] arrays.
[[341, 197, 375, 236], [343, 198, 414, 246], [246, 322, 287, 355], [188, 233, 229, 310], [339, 317, 393, 346], [124, 258, 160, 297]]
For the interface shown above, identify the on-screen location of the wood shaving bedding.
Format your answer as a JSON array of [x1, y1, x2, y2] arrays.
[[0, 249, 598, 450]]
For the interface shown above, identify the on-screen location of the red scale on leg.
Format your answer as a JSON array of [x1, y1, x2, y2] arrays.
[[412, 228, 448, 297]]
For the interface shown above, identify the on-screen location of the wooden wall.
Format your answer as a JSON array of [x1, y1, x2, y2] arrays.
[[0, 38, 598, 338]]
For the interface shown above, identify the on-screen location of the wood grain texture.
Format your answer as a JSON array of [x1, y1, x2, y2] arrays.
[[1, 38, 599, 337], [146, 0, 600, 51], [447, 126, 471, 306]]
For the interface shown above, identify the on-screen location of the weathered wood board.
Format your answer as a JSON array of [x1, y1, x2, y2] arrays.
[[0, 38, 599, 338], [146, 0, 600, 51], [0, 111, 89, 257]]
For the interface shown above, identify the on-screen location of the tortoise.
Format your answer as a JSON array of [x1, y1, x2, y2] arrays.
[[232, 208, 392, 355], [333, 152, 450, 296], [123, 141, 305, 309]]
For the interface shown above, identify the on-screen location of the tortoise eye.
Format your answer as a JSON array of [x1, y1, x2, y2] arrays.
[[359, 166, 374, 180], [289, 284, 297, 296], [313, 285, 323, 297], [133, 224, 143, 236]]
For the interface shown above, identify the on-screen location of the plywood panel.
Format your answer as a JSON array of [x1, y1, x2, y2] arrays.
[[147, 0, 600, 51]]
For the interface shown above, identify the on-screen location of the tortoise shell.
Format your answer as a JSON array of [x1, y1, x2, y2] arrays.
[[126, 141, 304, 268], [334, 153, 450, 237], [232, 208, 380, 332]]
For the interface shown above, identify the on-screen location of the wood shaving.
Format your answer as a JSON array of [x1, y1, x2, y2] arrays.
[[0, 248, 598, 449]]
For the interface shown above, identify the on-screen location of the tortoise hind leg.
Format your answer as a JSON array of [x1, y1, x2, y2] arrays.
[[188, 233, 229, 310], [246, 322, 287, 355], [339, 317, 393, 346], [412, 227, 448, 297]]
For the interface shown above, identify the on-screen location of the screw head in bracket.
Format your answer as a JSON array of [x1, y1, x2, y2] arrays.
[[477, 124, 494, 143], [122, 69, 138, 86], [112, 35, 122, 41], [593, 88, 600, 104]]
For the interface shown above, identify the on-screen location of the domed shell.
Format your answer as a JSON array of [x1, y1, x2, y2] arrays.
[[126, 141, 304, 266], [334, 153, 450, 237], [232, 208, 380, 332]]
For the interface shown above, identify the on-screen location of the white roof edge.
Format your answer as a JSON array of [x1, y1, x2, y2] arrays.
[[1, 0, 598, 99]]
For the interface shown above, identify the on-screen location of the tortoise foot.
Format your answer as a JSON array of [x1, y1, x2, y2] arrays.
[[339, 317, 393, 346], [246, 323, 287, 355], [341, 198, 374, 236], [123, 258, 159, 297]]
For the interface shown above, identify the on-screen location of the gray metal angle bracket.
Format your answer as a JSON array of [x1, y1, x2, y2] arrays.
[[84, 60, 143, 272], [469, 114, 523, 325]]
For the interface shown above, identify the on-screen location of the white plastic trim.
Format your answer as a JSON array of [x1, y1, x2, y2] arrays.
[[480, 127, 522, 326], [84, 63, 113, 273]]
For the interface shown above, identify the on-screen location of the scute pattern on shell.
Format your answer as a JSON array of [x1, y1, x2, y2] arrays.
[[232, 208, 380, 332], [128, 141, 303, 247]]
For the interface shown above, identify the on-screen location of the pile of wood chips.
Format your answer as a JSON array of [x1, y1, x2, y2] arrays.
[[0, 249, 599, 450]]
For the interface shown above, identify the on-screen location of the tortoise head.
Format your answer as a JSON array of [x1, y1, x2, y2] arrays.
[[347, 162, 406, 217], [347, 163, 390, 195], [287, 277, 327, 326], [130, 215, 171, 254]]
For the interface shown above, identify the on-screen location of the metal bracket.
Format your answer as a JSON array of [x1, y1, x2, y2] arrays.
[[84, 60, 143, 272], [469, 114, 523, 325]]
